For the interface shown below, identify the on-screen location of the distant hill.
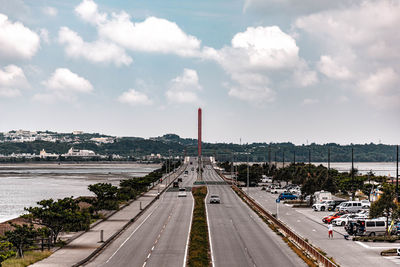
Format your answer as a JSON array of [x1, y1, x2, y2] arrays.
[[0, 133, 397, 162]]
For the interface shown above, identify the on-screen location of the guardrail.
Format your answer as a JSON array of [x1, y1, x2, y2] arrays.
[[215, 170, 337, 267], [72, 163, 188, 267]]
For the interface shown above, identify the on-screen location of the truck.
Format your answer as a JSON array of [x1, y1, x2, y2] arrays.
[[313, 190, 332, 204]]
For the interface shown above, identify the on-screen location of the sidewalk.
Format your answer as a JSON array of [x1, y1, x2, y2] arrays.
[[32, 168, 184, 267], [247, 188, 399, 267]]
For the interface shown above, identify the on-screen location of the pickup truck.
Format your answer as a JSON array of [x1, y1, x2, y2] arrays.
[[278, 192, 298, 200]]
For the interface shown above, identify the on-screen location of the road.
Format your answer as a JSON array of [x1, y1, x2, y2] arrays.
[[86, 162, 197, 267], [204, 166, 306, 267], [248, 188, 400, 267]]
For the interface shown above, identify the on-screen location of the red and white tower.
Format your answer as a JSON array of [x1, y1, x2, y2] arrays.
[[197, 108, 202, 181], [198, 108, 202, 158]]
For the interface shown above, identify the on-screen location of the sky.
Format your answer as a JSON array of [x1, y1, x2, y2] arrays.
[[0, 0, 399, 145]]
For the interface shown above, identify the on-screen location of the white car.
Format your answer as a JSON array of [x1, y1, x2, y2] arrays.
[[397, 248, 400, 256], [333, 214, 367, 226], [178, 188, 187, 197], [312, 201, 331, 211]]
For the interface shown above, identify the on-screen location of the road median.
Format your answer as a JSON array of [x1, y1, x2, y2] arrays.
[[188, 186, 211, 267]]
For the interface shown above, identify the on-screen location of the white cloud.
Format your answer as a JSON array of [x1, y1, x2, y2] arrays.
[[118, 89, 152, 106], [42, 7, 58, 17], [166, 69, 201, 104], [358, 68, 400, 108], [244, 0, 357, 14], [317, 55, 352, 80], [75, 0, 106, 25], [205, 26, 310, 104], [43, 68, 93, 93], [0, 13, 40, 59], [295, 0, 400, 109], [39, 28, 49, 44], [75, 0, 201, 57], [302, 98, 319, 105], [36, 68, 93, 103], [0, 64, 28, 97], [58, 27, 132, 66]]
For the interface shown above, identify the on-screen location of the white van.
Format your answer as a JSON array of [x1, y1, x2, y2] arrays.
[[339, 201, 363, 213], [363, 219, 386, 236]]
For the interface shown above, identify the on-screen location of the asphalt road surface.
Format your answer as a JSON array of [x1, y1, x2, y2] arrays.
[[86, 163, 197, 267], [204, 167, 306, 267]]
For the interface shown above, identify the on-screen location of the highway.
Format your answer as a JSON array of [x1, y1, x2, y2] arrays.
[[86, 162, 197, 267], [204, 166, 306, 267]]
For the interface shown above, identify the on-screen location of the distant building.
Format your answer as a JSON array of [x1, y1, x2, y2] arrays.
[[64, 147, 96, 157], [72, 131, 84, 135], [39, 149, 58, 159], [90, 137, 114, 144]]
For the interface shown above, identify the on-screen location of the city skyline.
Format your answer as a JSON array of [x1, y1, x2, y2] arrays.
[[0, 0, 399, 145]]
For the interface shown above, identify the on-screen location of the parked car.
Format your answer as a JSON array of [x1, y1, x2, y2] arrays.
[[361, 199, 371, 208], [173, 181, 179, 188], [322, 211, 347, 224], [178, 177, 183, 182], [178, 188, 187, 197], [332, 214, 367, 226], [397, 247, 400, 256], [271, 187, 286, 194], [210, 195, 220, 204], [313, 200, 335, 211], [278, 192, 298, 200], [327, 200, 346, 211], [338, 201, 363, 213]]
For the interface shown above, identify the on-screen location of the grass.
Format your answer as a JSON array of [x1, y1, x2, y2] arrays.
[[188, 186, 211, 267], [2, 250, 52, 267]]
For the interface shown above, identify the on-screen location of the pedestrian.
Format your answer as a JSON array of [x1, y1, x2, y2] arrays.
[[328, 222, 333, 239]]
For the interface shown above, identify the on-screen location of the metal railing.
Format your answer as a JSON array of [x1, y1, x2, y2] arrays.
[[216, 170, 337, 267]]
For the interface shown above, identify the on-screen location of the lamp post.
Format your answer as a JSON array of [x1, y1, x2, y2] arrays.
[[247, 152, 250, 193]]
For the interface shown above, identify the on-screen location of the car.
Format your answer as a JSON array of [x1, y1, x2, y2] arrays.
[[178, 188, 187, 197], [173, 181, 179, 188], [338, 201, 363, 213], [397, 247, 400, 256], [332, 214, 367, 226], [327, 200, 346, 211], [323, 211, 347, 224], [278, 192, 298, 200], [312, 200, 333, 211], [210, 195, 220, 204], [178, 177, 183, 182]]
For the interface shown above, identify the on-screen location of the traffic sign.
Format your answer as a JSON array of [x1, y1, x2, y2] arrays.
[[276, 198, 280, 203]]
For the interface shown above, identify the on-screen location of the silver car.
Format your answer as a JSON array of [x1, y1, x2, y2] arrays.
[[210, 195, 220, 204]]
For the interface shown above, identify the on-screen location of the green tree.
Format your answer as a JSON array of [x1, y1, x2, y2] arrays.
[[24, 197, 90, 244], [0, 240, 16, 266], [4, 223, 37, 258], [88, 183, 119, 211], [370, 184, 400, 235]]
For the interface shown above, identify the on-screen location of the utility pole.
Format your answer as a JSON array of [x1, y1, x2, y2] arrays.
[[351, 147, 355, 200], [231, 151, 234, 183], [396, 145, 399, 201], [268, 144, 271, 172], [247, 153, 250, 193], [327, 147, 330, 180], [308, 148, 311, 176]]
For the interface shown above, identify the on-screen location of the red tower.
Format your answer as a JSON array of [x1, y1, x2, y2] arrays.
[[198, 108, 202, 157]]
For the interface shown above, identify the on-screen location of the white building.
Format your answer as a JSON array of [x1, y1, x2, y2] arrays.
[[64, 147, 96, 157], [39, 149, 58, 159]]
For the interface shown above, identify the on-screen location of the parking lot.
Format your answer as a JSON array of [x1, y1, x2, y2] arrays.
[[247, 187, 400, 267]]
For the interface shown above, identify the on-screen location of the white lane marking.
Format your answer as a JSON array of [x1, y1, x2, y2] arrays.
[[285, 204, 290, 207], [142, 262, 146, 267], [205, 187, 215, 267], [183, 193, 195, 267], [384, 256, 400, 265], [312, 229, 316, 232], [356, 241, 398, 250], [147, 253, 151, 259], [105, 203, 161, 263]]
